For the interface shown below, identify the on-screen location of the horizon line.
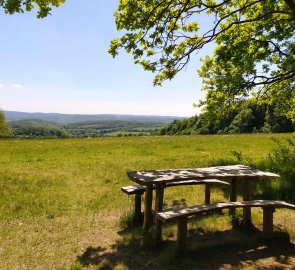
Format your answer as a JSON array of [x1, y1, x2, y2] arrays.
[[3, 109, 188, 118]]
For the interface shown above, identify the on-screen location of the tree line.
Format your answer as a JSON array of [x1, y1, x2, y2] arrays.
[[0, 115, 164, 138], [159, 98, 294, 135]]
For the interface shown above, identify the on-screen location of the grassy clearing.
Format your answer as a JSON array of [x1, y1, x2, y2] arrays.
[[0, 134, 294, 269]]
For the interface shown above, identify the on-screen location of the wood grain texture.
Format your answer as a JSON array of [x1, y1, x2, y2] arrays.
[[121, 185, 146, 195], [128, 165, 279, 184], [157, 200, 295, 222], [121, 179, 229, 195]]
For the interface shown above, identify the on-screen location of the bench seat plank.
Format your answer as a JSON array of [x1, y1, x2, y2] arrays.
[[156, 200, 295, 251], [121, 185, 146, 195], [121, 179, 229, 195], [157, 200, 295, 222], [166, 179, 229, 187]]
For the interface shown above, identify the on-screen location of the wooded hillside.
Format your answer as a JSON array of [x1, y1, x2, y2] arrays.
[[160, 99, 294, 135]]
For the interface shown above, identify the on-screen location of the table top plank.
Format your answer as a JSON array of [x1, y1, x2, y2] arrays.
[[127, 165, 279, 185]]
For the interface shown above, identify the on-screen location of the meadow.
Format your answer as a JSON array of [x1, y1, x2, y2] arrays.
[[0, 134, 294, 269]]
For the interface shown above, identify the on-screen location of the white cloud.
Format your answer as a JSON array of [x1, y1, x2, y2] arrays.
[[12, 84, 25, 89], [0, 84, 4, 88]]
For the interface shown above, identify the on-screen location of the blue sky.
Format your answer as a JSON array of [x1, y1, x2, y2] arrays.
[[0, 1, 214, 117]]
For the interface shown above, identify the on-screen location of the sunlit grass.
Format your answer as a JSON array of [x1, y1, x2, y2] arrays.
[[0, 134, 294, 269]]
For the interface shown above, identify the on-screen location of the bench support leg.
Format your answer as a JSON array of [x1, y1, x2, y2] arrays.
[[243, 179, 252, 227], [143, 183, 153, 231], [263, 207, 275, 238], [155, 184, 164, 244], [177, 217, 188, 252], [132, 193, 142, 225]]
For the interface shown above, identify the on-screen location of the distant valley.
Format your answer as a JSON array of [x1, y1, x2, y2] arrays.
[[4, 111, 185, 138], [4, 111, 185, 124]]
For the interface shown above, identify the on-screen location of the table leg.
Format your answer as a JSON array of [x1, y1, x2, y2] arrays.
[[243, 179, 252, 227], [263, 206, 275, 238], [143, 183, 153, 231], [155, 184, 165, 244], [229, 178, 237, 218]]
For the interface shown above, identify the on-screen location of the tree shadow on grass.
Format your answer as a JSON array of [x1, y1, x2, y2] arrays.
[[76, 226, 295, 270]]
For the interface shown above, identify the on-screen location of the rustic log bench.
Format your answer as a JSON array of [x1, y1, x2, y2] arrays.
[[156, 200, 295, 251], [121, 179, 229, 224]]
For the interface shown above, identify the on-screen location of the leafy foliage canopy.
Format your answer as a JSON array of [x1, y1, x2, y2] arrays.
[[0, 0, 65, 18], [110, 0, 295, 120]]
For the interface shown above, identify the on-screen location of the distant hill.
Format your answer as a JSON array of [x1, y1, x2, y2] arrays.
[[5, 111, 186, 138], [8, 119, 167, 138], [4, 111, 185, 124]]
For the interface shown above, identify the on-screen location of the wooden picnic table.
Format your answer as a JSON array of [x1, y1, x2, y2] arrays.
[[127, 165, 280, 230]]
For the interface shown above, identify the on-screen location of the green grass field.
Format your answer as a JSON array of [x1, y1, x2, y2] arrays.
[[0, 134, 294, 269]]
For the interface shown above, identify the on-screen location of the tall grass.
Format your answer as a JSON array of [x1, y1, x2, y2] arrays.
[[258, 137, 295, 203], [208, 136, 295, 203]]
